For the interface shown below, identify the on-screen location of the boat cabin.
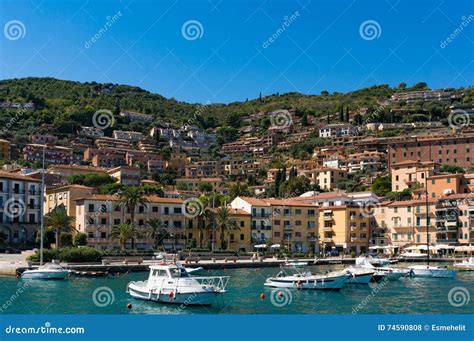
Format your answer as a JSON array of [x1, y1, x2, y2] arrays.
[[148, 265, 189, 279]]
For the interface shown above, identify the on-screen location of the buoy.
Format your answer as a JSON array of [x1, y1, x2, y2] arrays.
[[127, 303, 132, 309], [169, 291, 174, 299], [260, 293, 265, 300], [277, 291, 283, 298]]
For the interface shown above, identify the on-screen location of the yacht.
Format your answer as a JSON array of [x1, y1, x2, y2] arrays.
[[284, 259, 308, 267], [126, 263, 229, 306], [264, 267, 349, 290], [453, 257, 474, 271], [343, 267, 375, 284], [408, 265, 458, 278], [21, 262, 70, 280], [355, 256, 411, 281]]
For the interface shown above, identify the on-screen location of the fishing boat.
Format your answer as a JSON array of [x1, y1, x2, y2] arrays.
[[453, 257, 474, 271], [126, 263, 229, 306], [343, 267, 375, 284], [407, 178, 458, 278], [21, 262, 70, 280], [264, 266, 349, 290]]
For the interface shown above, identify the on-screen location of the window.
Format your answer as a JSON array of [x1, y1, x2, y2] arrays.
[[274, 232, 280, 237], [308, 209, 315, 216], [164, 207, 169, 215], [88, 204, 94, 212], [101, 232, 106, 238], [295, 220, 301, 226], [114, 218, 120, 225], [240, 221, 244, 227], [447, 178, 451, 184], [100, 218, 107, 225], [295, 209, 301, 215], [173, 207, 182, 214], [295, 232, 301, 237], [152, 206, 158, 212], [274, 220, 280, 225], [173, 221, 182, 228], [240, 234, 244, 241]]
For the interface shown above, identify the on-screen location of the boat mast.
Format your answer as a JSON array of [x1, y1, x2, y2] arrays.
[[425, 176, 429, 267], [40, 145, 45, 266]]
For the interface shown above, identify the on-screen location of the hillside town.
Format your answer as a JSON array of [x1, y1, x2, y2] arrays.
[[0, 85, 473, 258]]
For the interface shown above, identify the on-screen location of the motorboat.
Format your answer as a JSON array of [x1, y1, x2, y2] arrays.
[[185, 266, 204, 274], [264, 266, 349, 290], [356, 256, 411, 281], [343, 267, 375, 284], [21, 262, 70, 280], [284, 259, 308, 267], [399, 252, 428, 260], [453, 257, 474, 271], [126, 263, 229, 305], [367, 256, 391, 266], [408, 265, 458, 278]]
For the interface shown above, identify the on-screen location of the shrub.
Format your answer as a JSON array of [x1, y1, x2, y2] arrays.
[[60, 247, 102, 263], [27, 249, 58, 263], [60, 233, 73, 247], [73, 233, 88, 246]]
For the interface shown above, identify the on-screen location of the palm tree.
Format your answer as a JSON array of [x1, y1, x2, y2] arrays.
[[44, 205, 75, 248], [109, 223, 135, 251], [215, 207, 239, 250], [116, 187, 149, 249], [146, 218, 169, 250]]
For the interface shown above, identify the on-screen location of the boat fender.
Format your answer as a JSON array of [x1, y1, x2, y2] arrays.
[[169, 291, 174, 299], [126, 303, 133, 309], [260, 293, 265, 300], [277, 291, 283, 298]]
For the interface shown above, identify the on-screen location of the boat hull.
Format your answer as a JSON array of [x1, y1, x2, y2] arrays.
[[127, 283, 220, 305], [21, 270, 70, 280], [345, 272, 373, 284], [409, 266, 458, 278], [264, 275, 348, 290]]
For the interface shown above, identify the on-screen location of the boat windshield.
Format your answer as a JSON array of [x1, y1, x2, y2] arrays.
[[170, 268, 189, 278]]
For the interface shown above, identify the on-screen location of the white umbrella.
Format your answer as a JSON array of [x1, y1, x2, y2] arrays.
[[369, 246, 382, 250], [435, 244, 456, 250], [254, 244, 267, 249], [455, 245, 474, 252], [270, 244, 281, 248]]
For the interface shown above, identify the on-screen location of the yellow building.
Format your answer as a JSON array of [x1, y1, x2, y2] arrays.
[[299, 167, 348, 191], [45, 184, 96, 224], [390, 160, 439, 192], [0, 139, 10, 160], [319, 205, 371, 255], [186, 207, 252, 252]]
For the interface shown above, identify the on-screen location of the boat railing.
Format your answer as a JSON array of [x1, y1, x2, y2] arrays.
[[190, 276, 230, 291]]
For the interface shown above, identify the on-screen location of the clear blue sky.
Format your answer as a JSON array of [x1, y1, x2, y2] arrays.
[[1, 0, 473, 103]]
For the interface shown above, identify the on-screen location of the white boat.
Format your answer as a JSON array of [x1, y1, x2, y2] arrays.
[[343, 267, 375, 284], [355, 256, 411, 281], [400, 252, 428, 260], [264, 267, 349, 290], [284, 260, 308, 267], [408, 265, 458, 278], [126, 264, 229, 306], [453, 257, 474, 271], [368, 257, 391, 266], [185, 266, 204, 274], [21, 262, 70, 280]]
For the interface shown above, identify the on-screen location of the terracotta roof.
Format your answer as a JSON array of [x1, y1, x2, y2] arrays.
[[46, 184, 95, 193], [388, 198, 437, 207], [48, 165, 108, 172], [238, 197, 316, 207], [0, 171, 40, 182], [427, 173, 463, 180], [439, 193, 474, 200], [291, 192, 350, 201]]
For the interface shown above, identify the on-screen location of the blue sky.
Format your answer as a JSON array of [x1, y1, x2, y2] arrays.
[[0, 0, 473, 103]]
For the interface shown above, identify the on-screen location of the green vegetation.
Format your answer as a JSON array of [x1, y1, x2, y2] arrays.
[[44, 205, 75, 248], [372, 176, 392, 197], [440, 165, 465, 174], [27, 247, 102, 263], [69, 173, 117, 187]]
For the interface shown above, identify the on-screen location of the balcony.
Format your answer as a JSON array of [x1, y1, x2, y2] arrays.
[[323, 238, 333, 243], [252, 213, 271, 218], [307, 236, 318, 242], [351, 237, 366, 242], [323, 215, 333, 221], [436, 226, 458, 232], [323, 226, 332, 232]]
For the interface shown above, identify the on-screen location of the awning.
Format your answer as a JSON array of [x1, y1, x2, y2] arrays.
[[405, 245, 429, 251], [435, 244, 456, 250], [454, 245, 474, 252], [369, 246, 383, 250], [270, 244, 281, 248], [254, 244, 267, 248]]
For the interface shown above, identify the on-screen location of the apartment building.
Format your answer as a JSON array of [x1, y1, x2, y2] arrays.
[[107, 166, 141, 186], [390, 89, 461, 103], [185, 161, 222, 178], [75, 195, 190, 250], [390, 160, 439, 192], [388, 133, 474, 168], [78, 126, 104, 139], [221, 135, 278, 155], [435, 194, 474, 245], [0, 171, 41, 245], [94, 137, 134, 151], [230, 197, 318, 253], [23, 144, 80, 165], [0, 139, 10, 160], [318, 124, 357, 138], [113, 130, 146, 141], [299, 167, 348, 190], [45, 184, 95, 221], [175, 177, 224, 193], [48, 165, 108, 183], [186, 207, 252, 252], [30, 134, 58, 145]]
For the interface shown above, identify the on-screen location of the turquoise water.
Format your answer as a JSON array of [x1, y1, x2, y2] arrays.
[[0, 264, 473, 314]]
